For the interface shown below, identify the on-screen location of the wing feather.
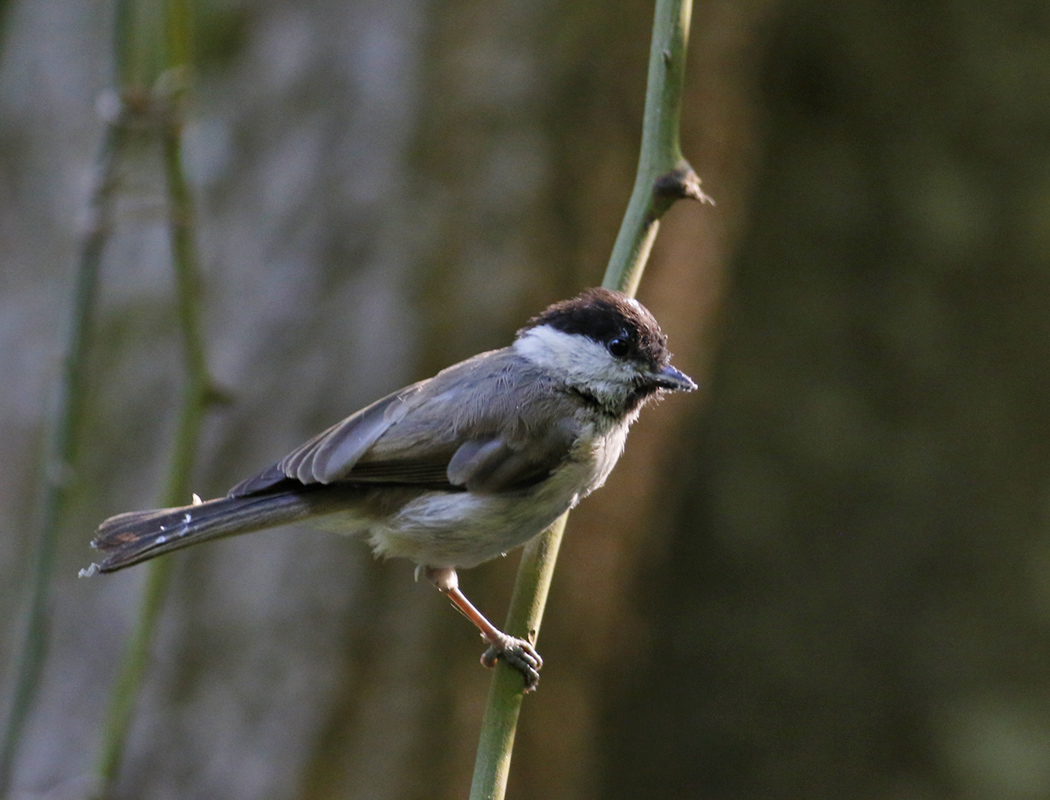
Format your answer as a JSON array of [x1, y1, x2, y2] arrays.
[[281, 381, 425, 483], [229, 348, 581, 498]]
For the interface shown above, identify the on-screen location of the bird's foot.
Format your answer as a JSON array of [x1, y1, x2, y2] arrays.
[[480, 631, 543, 692]]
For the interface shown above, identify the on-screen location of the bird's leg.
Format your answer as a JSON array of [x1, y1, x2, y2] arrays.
[[424, 566, 543, 692]]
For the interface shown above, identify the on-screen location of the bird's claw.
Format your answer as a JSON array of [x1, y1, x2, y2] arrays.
[[481, 632, 543, 692]]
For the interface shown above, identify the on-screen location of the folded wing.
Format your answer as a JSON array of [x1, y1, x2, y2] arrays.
[[228, 349, 580, 498]]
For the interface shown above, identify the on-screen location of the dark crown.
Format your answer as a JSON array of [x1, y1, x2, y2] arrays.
[[520, 288, 670, 366]]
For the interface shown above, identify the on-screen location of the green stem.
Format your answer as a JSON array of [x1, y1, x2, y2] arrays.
[[92, 1, 210, 791], [603, 0, 709, 296], [470, 517, 566, 800], [92, 81, 211, 794], [0, 0, 14, 64], [90, 558, 173, 797], [469, 1, 705, 797], [0, 113, 127, 793]]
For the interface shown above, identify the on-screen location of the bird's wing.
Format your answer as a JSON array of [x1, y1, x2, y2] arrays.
[[228, 349, 581, 497], [227, 379, 429, 497]]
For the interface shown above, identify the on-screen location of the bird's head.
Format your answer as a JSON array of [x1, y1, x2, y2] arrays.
[[513, 287, 696, 416]]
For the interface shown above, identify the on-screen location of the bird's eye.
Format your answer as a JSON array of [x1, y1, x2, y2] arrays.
[[607, 337, 630, 358]]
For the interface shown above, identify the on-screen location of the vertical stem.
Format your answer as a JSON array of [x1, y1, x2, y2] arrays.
[[92, 84, 211, 793], [469, 1, 705, 797], [469, 517, 566, 800], [603, 0, 706, 295], [0, 114, 127, 793], [92, 0, 211, 793], [165, 0, 192, 71], [90, 558, 172, 796]]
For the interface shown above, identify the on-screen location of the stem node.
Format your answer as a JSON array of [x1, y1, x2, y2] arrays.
[[653, 161, 712, 204]]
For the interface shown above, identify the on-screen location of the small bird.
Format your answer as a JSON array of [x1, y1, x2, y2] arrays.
[[85, 288, 695, 690]]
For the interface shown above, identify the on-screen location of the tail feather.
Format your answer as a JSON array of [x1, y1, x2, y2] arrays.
[[87, 486, 353, 573]]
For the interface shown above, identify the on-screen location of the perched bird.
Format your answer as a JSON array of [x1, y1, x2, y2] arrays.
[[84, 287, 696, 690]]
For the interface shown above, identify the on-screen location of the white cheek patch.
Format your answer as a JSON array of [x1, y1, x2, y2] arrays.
[[513, 325, 634, 390]]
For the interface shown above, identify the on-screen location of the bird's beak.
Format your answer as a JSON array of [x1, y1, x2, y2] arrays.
[[649, 363, 697, 392]]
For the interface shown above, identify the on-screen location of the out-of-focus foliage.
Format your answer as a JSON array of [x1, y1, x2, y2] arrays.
[[1, 0, 1048, 798]]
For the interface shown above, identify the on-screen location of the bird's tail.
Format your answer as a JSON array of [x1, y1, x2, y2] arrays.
[[84, 486, 348, 575]]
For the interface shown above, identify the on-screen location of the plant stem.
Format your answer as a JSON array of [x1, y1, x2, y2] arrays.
[[603, 0, 709, 297], [92, 1, 211, 793], [90, 555, 173, 797], [0, 109, 127, 794], [92, 77, 212, 795], [469, 517, 566, 800], [469, 0, 706, 797]]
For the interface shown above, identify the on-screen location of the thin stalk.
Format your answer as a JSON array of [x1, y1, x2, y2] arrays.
[[469, 1, 706, 797], [0, 113, 128, 793], [470, 517, 566, 800], [602, 0, 710, 297], [0, 0, 13, 63], [93, 1, 211, 792], [92, 80, 212, 795]]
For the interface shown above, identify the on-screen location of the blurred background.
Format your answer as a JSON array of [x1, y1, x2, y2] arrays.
[[2, 0, 1050, 798]]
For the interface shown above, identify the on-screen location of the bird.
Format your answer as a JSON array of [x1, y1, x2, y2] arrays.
[[84, 287, 696, 690]]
